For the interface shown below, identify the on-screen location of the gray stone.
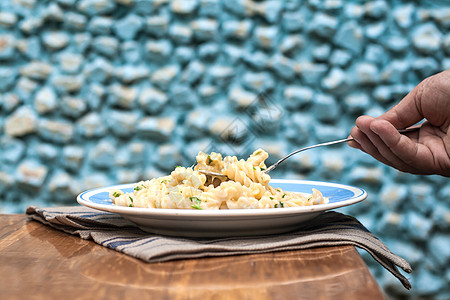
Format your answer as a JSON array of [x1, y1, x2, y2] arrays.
[[91, 36, 119, 57], [191, 19, 218, 41], [38, 119, 75, 144], [334, 21, 364, 54], [61, 96, 87, 118], [76, 112, 107, 138], [254, 26, 279, 50], [16, 160, 48, 191], [137, 117, 176, 142], [34, 87, 58, 115], [107, 84, 137, 109], [77, 0, 116, 16], [62, 145, 85, 172], [170, 0, 198, 15], [0, 67, 18, 92], [223, 20, 252, 41], [0, 136, 25, 164], [4, 106, 38, 137], [308, 13, 338, 39], [65, 12, 88, 31], [113, 14, 144, 40], [19, 61, 52, 81], [151, 65, 179, 90], [0, 34, 16, 60], [284, 86, 314, 109], [42, 31, 69, 51], [145, 15, 169, 37], [412, 23, 442, 54], [138, 86, 168, 115], [242, 72, 275, 93], [88, 16, 113, 35], [107, 110, 140, 137]]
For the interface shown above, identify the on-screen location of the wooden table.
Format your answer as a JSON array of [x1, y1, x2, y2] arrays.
[[0, 214, 385, 300]]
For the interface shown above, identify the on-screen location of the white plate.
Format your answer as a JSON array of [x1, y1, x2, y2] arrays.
[[77, 179, 367, 237]]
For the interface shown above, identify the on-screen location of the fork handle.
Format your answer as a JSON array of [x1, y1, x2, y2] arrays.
[[263, 125, 421, 174]]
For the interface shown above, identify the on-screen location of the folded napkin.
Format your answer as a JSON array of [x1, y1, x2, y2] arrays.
[[26, 205, 412, 289]]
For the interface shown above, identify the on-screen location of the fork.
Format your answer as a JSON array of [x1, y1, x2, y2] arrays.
[[197, 126, 421, 178]]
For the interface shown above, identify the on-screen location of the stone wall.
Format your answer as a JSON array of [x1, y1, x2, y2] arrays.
[[0, 0, 449, 298]]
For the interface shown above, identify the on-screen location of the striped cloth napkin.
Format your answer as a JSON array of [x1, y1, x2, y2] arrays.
[[26, 205, 412, 289]]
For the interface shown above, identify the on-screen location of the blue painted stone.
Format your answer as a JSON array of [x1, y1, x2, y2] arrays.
[[314, 124, 347, 142], [0, 67, 17, 92], [15, 77, 38, 101], [138, 86, 168, 115], [191, 19, 218, 41], [409, 183, 434, 214], [279, 35, 304, 55], [282, 11, 304, 32], [412, 57, 440, 78], [343, 3, 364, 19], [116, 65, 150, 84], [57, 0, 77, 7], [16, 36, 41, 60], [254, 26, 279, 50], [76, 112, 107, 138], [354, 62, 380, 85], [393, 4, 414, 29], [364, 1, 388, 19], [364, 44, 386, 66], [198, 84, 219, 104], [107, 110, 140, 137], [91, 36, 119, 57], [329, 49, 352, 67], [120, 41, 140, 63], [312, 93, 340, 123], [322, 68, 349, 94], [184, 108, 212, 139], [312, 44, 331, 62], [146, 39, 173, 61], [88, 16, 112, 35], [61, 96, 87, 118], [4, 105, 38, 137], [223, 20, 252, 41], [0, 93, 20, 113], [258, 0, 284, 23], [150, 65, 179, 90], [65, 12, 87, 31], [308, 13, 338, 39], [344, 92, 370, 114], [170, 84, 198, 109], [365, 22, 386, 41], [284, 86, 313, 109], [347, 166, 384, 186], [19, 17, 43, 35], [170, 0, 198, 15], [289, 150, 319, 173], [414, 267, 444, 295], [412, 23, 442, 54], [89, 139, 116, 169], [380, 183, 408, 210], [198, 0, 220, 17], [319, 151, 346, 178], [16, 160, 48, 190], [223, 45, 243, 65], [113, 14, 144, 40], [77, 0, 116, 16], [385, 35, 409, 53], [0, 34, 15, 60], [334, 21, 363, 54], [84, 84, 105, 110], [58, 53, 84, 74], [145, 15, 169, 37], [154, 144, 183, 171], [47, 171, 80, 202], [137, 117, 176, 142], [242, 72, 274, 93], [375, 211, 405, 235], [20, 61, 52, 81], [115, 142, 145, 167], [251, 105, 283, 133], [0, 12, 18, 28], [181, 61, 205, 85], [38, 119, 75, 144], [380, 60, 410, 83], [0, 136, 25, 164], [297, 62, 328, 86], [62, 145, 84, 172], [73, 33, 92, 53], [174, 47, 195, 65], [84, 57, 113, 83], [169, 24, 193, 44], [242, 51, 269, 70], [208, 65, 234, 86], [198, 43, 219, 60], [36, 143, 59, 163], [133, 0, 158, 15], [429, 234, 450, 266], [405, 210, 433, 241], [223, 0, 246, 16], [107, 84, 137, 109], [270, 54, 296, 81]]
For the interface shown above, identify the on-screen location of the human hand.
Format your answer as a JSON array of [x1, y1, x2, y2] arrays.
[[348, 70, 450, 177]]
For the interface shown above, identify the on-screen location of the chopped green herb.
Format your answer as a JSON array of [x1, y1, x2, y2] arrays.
[[129, 204, 133, 207], [207, 155, 212, 164], [282, 194, 286, 198], [280, 201, 284, 208], [175, 165, 181, 168], [260, 167, 266, 171], [190, 196, 202, 210], [269, 197, 274, 200], [134, 185, 142, 191], [276, 188, 281, 192], [274, 204, 278, 208], [112, 191, 122, 198], [129, 196, 134, 203], [253, 166, 256, 170], [255, 150, 262, 155], [161, 179, 168, 184]]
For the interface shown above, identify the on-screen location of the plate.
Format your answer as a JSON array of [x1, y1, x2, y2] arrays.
[[77, 179, 367, 237]]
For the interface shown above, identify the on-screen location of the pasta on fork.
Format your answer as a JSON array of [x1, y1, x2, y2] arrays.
[[110, 149, 328, 209]]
